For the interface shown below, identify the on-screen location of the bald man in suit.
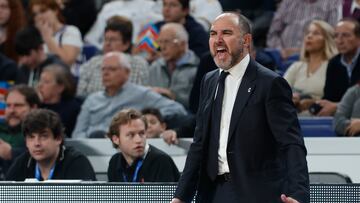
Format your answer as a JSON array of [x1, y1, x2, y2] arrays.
[[171, 12, 309, 203]]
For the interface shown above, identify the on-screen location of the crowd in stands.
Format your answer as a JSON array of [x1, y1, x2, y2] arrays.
[[1, 0, 360, 182]]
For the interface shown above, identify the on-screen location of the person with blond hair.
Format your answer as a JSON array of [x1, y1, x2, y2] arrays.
[[284, 20, 338, 113]]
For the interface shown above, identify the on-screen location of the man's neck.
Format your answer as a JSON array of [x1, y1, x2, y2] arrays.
[[37, 148, 60, 180], [105, 85, 122, 97]]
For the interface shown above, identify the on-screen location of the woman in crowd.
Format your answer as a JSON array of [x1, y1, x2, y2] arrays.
[[29, 0, 82, 75], [284, 20, 338, 114], [37, 64, 81, 137], [0, 0, 26, 61]]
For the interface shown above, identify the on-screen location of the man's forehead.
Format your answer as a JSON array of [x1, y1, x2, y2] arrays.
[[211, 15, 239, 30], [213, 13, 239, 25]]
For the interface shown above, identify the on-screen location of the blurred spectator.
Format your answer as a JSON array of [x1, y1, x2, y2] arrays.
[[342, 0, 360, 22], [0, 53, 21, 83], [55, 0, 97, 38], [5, 109, 96, 181], [15, 25, 68, 87], [0, 85, 40, 180], [283, 20, 338, 113], [85, 0, 221, 51], [142, 108, 178, 145], [37, 64, 81, 137], [77, 16, 149, 98], [29, 0, 83, 76], [334, 83, 360, 136], [106, 108, 179, 182], [179, 0, 222, 30], [148, 23, 198, 109], [72, 52, 187, 138], [0, 0, 26, 62], [267, 0, 341, 60], [155, 0, 209, 58], [317, 18, 360, 116], [85, 0, 162, 49]]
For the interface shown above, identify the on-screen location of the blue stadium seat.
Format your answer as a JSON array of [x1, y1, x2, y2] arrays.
[[299, 117, 336, 137]]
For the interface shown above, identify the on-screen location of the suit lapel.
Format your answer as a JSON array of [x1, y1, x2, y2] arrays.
[[203, 71, 219, 138], [228, 60, 257, 142]]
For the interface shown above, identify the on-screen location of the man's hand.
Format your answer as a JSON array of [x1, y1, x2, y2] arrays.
[[0, 139, 12, 160], [316, 100, 337, 116], [345, 118, 360, 136], [281, 194, 299, 203], [170, 198, 185, 203], [161, 130, 178, 145]]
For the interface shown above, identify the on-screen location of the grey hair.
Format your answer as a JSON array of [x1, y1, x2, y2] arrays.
[[161, 22, 189, 43], [103, 51, 131, 70]]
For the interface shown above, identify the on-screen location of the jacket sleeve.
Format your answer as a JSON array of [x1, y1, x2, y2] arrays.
[[174, 75, 209, 202], [265, 77, 310, 203]]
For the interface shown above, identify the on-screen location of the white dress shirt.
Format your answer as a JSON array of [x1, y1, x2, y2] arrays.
[[217, 54, 250, 175]]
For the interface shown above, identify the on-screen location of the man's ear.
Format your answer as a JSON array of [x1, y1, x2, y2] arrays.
[[161, 122, 167, 131], [111, 134, 120, 146], [243, 33, 252, 50]]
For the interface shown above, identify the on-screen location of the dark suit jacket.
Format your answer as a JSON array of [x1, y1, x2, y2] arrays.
[[174, 59, 309, 203], [323, 53, 360, 102]]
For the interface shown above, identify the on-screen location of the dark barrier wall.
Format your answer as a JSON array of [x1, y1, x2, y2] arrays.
[[0, 183, 359, 202]]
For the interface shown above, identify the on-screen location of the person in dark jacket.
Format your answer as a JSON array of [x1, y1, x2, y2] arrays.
[[5, 109, 96, 181], [106, 109, 179, 182], [15, 25, 68, 87]]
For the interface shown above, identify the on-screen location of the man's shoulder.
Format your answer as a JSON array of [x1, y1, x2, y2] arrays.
[[328, 54, 342, 64], [146, 145, 173, 161], [64, 146, 86, 159]]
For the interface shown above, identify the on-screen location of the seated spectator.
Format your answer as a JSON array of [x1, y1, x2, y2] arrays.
[[77, 16, 149, 98], [0, 85, 40, 179], [267, 0, 340, 60], [316, 18, 360, 116], [154, 0, 209, 58], [29, 0, 83, 76], [142, 108, 178, 145], [148, 23, 199, 109], [0, 53, 21, 83], [283, 20, 338, 113], [0, 0, 26, 62], [106, 108, 179, 182], [334, 83, 360, 136], [85, 0, 162, 49], [37, 64, 81, 137], [15, 25, 68, 87], [85, 0, 220, 51], [5, 109, 96, 181], [72, 52, 187, 138]]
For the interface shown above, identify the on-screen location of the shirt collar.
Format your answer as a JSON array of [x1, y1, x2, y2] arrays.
[[340, 47, 360, 67], [221, 54, 250, 80]]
